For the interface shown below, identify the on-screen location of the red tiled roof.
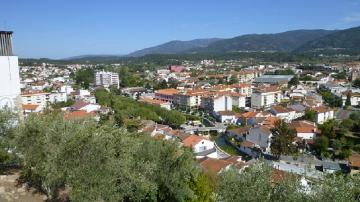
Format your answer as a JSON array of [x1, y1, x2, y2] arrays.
[[155, 88, 180, 96], [22, 104, 39, 111], [182, 135, 206, 147], [64, 110, 95, 120]]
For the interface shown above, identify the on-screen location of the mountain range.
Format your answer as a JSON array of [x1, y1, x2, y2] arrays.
[[126, 26, 360, 56], [64, 26, 360, 60]]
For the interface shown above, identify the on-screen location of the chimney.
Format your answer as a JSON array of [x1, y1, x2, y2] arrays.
[[0, 31, 13, 56]]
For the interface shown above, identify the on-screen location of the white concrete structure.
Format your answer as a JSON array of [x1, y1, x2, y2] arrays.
[[231, 94, 246, 108], [201, 95, 232, 113], [95, 70, 120, 88], [0, 31, 21, 110], [251, 86, 282, 109], [60, 85, 75, 95]]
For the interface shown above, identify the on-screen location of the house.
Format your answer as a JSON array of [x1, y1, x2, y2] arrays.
[[246, 126, 273, 154], [22, 104, 41, 115], [288, 104, 306, 118], [312, 106, 334, 124], [227, 126, 251, 139], [64, 110, 96, 120], [290, 120, 318, 140], [216, 111, 240, 123], [197, 157, 246, 174], [348, 152, 360, 176], [270, 105, 296, 122], [251, 86, 282, 109], [70, 101, 101, 113], [182, 135, 215, 156]]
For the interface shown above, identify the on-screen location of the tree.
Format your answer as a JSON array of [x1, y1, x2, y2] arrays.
[[0, 110, 16, 163], [14, 113, 201, 201], [155, 80, 168, 90], [228, 75, 239, 84], [216, 162, 273, 202], [314, 136, 329, 155], [74, 68, 94, 89], [345, 92, 351, 107], [302, 108, 316, 122], [288, 75, 299, 86], [319, 120, 336, 139], [353, 78, 360, 88], [270, 120, 297, 159]]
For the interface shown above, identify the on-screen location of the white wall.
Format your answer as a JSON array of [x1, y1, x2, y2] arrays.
[[193, 140, 214, 153], [0, 56, 21, 109]]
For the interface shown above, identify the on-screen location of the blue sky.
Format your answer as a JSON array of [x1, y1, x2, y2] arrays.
[[1, 0, 360, 59]]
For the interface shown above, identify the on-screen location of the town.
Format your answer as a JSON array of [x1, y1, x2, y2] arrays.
[[1, 1, 360, 201], [17, 54, 360, 180]]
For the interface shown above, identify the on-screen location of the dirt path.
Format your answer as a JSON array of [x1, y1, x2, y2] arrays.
[[0, 170, 46, 202]]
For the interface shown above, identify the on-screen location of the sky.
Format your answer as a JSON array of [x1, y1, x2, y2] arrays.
[[1, 0, 360, 59]]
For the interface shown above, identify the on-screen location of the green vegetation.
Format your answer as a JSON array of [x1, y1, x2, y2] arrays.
[[314, 118, 357, 159], [73, 68, 94, 89], [51, 99, 75, 109], [270, 120, 297, 159], [353, 78, 360, 88], [317, 85, 343, 107], [95, 89, 186, 127], [217, 161, 360, 202], [332, 71, 347, 80], [302, 108, 316, 122], [0, 110, 359, 201], [288, 75, 299, 86]]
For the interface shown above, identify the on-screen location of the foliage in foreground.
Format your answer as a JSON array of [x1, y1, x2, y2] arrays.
[[14, 113, 203, 201], [1, 111, 359, 201]]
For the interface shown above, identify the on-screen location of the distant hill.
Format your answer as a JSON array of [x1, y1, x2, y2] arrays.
[[190, 30, 335, 54], [294, 26, 360, 54], [127, 38, 222, 57]]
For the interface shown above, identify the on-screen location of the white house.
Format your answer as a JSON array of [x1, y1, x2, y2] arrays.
[[312, 106, 334, 124], [246, 126, 273, 154], [270, 105, 296, 122], [291, 120, 318, 140], [216, 111, 239, 123], [182, 135, 215, 155]]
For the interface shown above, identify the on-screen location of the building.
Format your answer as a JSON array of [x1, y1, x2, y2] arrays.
[[154, 88, 179, 103], [254, 75, 294, 84], [94, 70, 120, 89], [0, 31, 21, 111], [201, 95, 232, 113], [270, 105, 296, 122], [182, 135, 215, 155], [21, 91, 67, 111], [312, 106, 334, 124], [251, 86, 282, 109], [290, 120, 318, 140]]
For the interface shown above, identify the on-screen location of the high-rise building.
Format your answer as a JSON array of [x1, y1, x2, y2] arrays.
[[94, 70, 120, 89], [0, 31, 21, 111]]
